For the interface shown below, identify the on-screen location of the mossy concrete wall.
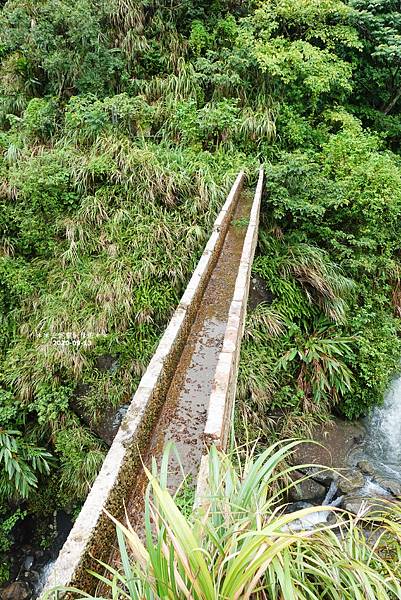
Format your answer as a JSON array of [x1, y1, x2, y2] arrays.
[[41, 171, 245, 598]]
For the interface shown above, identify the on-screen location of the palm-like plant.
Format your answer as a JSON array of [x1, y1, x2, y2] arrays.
[[277, 320, 355, 412], [52, 442, 401, 600]]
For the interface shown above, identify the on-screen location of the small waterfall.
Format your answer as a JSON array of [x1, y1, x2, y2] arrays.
[[362, 375, 401, 477], [33, 560, 56, 597]]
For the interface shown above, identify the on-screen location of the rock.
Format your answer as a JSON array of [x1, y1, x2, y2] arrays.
[[94, 354, 118, 372], [343, 497, 365, 514], [287, 501, 313, 513], [337, 469, 365, 494], [357, 460, 376, 476], [289, 471, 327, 501], [327, 511, 340, 525], [1, 581, 31, 600], [247, 274, 273, 309], [304, 466, 337, 486], [23, 556, 34, 571], [343, 495, 392, 515], [376, 478, 401, 497]]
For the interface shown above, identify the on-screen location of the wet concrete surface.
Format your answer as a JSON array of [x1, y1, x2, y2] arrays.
[[104, 191, 253, 571]]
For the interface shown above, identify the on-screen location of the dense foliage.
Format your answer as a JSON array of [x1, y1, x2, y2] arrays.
[[1, 0, 401, 582], [236, 1, 401, 438]]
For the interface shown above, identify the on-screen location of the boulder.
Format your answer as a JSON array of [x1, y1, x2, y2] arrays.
[[289, 471, 327, 501], [287, 501, 313, 513], [248, 274, 273, 309], [343, 495, 392, 515], [1, 581, 31, 600], [376, 478, 401, 497], [337, 469, 365, 494], [343, 497, 368, 515], [292, 418, 365, 471], [304, 466, 336, 486], [23, 556, 34, 571], [357, 460, 376, 477], [327, 511, 340, 525]]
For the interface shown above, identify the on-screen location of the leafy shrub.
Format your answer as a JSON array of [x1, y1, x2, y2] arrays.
[[22, 97, 58, 140], [0, 429, 53, 501], [240, 115, 401, 426], [0, 508, 26, 584]]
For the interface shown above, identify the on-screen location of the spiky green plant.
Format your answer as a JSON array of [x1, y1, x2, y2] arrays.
[[49, 442, 401, 599], [255, 234, 355, 325], [277, 319, 355, 412]]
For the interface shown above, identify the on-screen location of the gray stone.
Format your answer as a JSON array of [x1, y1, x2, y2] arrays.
[[287, 501, 313, 513], [94, 354, 118, 372], [247, 273, 273, 309], [343, 495, 391, 515], [1, 581, 31, 600], [289, 471, 327, 501], [337, 469, 365, 494], [376, 478, 401, 497], [327, 511, 340, 525], [23, 556, 34, 571], [343, 497, 369, 515], [357, 460, 376, 477], [305, 467, 336, 486]]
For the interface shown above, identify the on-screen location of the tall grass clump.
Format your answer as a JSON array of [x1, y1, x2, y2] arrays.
[[51, 442, 401, 599]]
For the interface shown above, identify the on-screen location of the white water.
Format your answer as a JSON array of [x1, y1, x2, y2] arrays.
[[33, 560, 56, 597], [361, 374, 401, 479], [357, 478, 390, 497]]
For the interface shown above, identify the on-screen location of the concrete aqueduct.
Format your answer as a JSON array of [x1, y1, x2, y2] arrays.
[[42, 167, 264, 597]]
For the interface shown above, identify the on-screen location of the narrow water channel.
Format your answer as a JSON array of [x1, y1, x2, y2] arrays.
[[129, 191, 252, 522]]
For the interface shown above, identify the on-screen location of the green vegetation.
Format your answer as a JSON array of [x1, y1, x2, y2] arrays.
[[53, 443, 401, 599], [236, 2, 401, 437], [1, 0, 401, 583]]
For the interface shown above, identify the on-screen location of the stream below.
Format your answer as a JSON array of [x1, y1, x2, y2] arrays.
[[350, 374, 401, 482], [289, 371, 401, 529]]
